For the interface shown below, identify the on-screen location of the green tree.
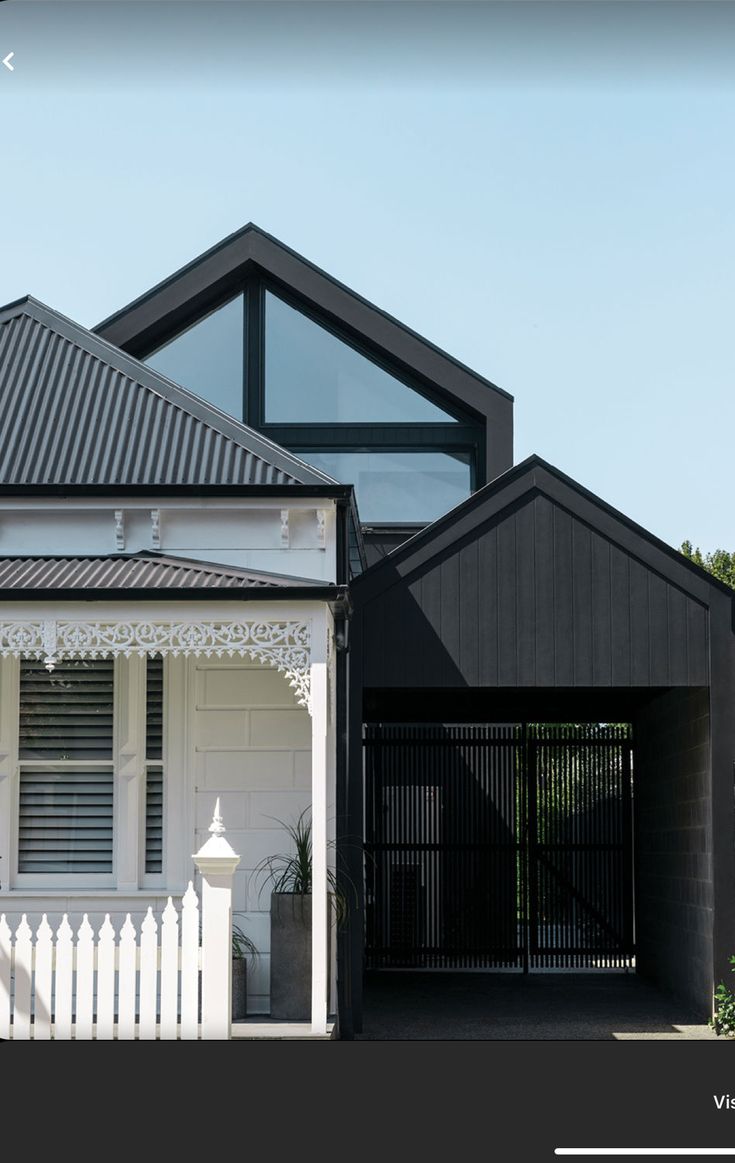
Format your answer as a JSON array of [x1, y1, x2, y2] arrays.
[[680, 541, 735, 589]]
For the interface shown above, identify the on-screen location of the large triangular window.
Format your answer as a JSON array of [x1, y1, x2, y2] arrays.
[[264, 292, 457, 424], [145, 295, 244, 417]]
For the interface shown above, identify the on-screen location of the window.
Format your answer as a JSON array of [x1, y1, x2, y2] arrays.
[[264, 291, 457, 424], [18, 659, 115, 876], [294, 450, 472, 523], [14, 657, 166, 886], [139, 279, 483, 526], [145, 295, 244, 418]]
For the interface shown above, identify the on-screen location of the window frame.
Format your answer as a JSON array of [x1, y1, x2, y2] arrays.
[[285, 445, 478, 525], [143, 290, 248, 422], [257, 283, 469, 426], [254, 281, 484, 519], [7, 656, 167, 893], [139, 276, 487, 518]]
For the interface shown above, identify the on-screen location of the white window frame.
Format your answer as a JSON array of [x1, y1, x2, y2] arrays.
[[1, 655, 168, 893]]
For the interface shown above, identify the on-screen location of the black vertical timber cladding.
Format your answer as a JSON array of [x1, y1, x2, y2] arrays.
[[533, 489, 555, 685], [345, 605, 366, 1034], [497, 516, 516, 684], [552, 504, 574, 686], [610, 546, 632, 685], [357, 492, 711, 690]]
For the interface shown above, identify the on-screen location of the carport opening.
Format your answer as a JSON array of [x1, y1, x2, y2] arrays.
[[360, 688, 713, 1021]]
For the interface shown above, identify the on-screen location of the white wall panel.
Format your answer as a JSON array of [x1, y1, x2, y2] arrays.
[[192, 661, 312, 1013]]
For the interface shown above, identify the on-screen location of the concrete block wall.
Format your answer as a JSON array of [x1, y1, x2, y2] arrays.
[[634, 687, 713, 1017]]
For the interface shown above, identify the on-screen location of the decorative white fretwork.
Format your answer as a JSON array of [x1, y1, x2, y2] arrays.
[[0, 619, 312, 710], [114, 510, 125, 551], [280, 509, 290, 548], [316, 509, 326, 548], [150, 509, 161, 549]]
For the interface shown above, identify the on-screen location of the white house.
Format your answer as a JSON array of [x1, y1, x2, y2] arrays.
[[0, 293, 355, 1036]]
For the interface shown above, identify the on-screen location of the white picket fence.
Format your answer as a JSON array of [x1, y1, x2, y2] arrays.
[[0, 889, 202, 1040], [0, 801, 241, 1041]]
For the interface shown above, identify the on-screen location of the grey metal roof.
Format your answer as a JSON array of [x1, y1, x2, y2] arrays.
[[0, 297, 336, 488], [0, 554, 324, 591]]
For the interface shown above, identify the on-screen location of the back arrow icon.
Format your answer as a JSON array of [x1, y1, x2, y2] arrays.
[[3, 52, 14, 72]]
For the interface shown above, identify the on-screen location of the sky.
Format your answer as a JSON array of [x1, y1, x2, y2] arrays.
[[0, 0, 733, 553]]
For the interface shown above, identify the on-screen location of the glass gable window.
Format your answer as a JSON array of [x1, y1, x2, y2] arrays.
[[297, 450, 472, 523], [145, 295, 244, 418], [265, 292, 457, 424]]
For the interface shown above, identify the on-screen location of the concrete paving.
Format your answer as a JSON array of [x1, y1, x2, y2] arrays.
[[355, 971, 720, 1040]]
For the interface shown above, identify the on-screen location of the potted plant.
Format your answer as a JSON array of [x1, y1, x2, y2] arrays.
[[254, 809, 352, 1021], [231, 917, 258, 1022]]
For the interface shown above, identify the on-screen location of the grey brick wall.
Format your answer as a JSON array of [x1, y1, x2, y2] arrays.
[[634, 688, 712, 1018]]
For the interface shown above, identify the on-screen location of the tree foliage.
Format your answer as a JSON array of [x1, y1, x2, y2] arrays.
[[680, 541, 735, 590]]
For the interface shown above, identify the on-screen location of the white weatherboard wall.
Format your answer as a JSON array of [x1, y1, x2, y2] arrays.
[[0, 497, 338, 581], [192, 660, 314, 1015]]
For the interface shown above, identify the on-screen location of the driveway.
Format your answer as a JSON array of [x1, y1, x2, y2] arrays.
[[355, 971, 719, 1040]]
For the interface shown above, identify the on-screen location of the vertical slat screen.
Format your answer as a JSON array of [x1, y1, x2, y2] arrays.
[[364, 723, 521, 970], [364, 721, 633, 971]]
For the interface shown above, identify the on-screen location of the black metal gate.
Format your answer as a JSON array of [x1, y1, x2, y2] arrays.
[[364, 723, 634, 971]]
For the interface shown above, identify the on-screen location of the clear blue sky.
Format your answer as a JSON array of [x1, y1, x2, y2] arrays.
[[1, 1, 733, 552]]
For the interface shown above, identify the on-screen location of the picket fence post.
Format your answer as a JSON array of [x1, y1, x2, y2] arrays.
[[193, 799, 241, 1040], [180, 882, 200, 1040]]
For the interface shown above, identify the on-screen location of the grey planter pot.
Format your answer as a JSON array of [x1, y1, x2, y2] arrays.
[[270, 893, 312, 1021], [232, 957, 248, 1021]]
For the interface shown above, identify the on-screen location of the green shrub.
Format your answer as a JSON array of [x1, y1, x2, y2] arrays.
[[712, 956, 735, 1037]]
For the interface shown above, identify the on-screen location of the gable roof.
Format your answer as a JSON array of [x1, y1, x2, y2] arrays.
[[353, 453, 735, 607], [0, 296, 336, 488], [93, 223, 514, 428]]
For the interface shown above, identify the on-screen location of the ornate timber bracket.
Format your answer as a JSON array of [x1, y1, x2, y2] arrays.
[[0, 618, 313, 712]]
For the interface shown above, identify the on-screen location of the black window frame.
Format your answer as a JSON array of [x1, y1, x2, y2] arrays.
[[140, 274, 488, 514]]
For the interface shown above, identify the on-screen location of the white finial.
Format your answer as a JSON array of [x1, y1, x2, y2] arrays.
[[194, 798, 240, 870], [209, 798, 225, 837]]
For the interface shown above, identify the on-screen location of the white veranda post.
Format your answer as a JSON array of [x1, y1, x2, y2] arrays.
[[310, 607, 329, 1035]]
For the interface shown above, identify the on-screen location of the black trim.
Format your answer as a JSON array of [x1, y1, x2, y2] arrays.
[[95, 224, 513, 400], [0, 585, 350, 604], [92, 224, 514, 484], [335, 607, 352, 1036], [245, 274, 261, 428], [0, 484, 356, 499]]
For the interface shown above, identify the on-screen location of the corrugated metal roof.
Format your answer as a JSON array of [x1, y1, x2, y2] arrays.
[[0, 554, 324, 590], [0, 297, 336, 488]]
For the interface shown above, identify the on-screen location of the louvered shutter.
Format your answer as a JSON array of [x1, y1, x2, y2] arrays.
[[145, 657, 164, 874], [18, 660, 114, 874]]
